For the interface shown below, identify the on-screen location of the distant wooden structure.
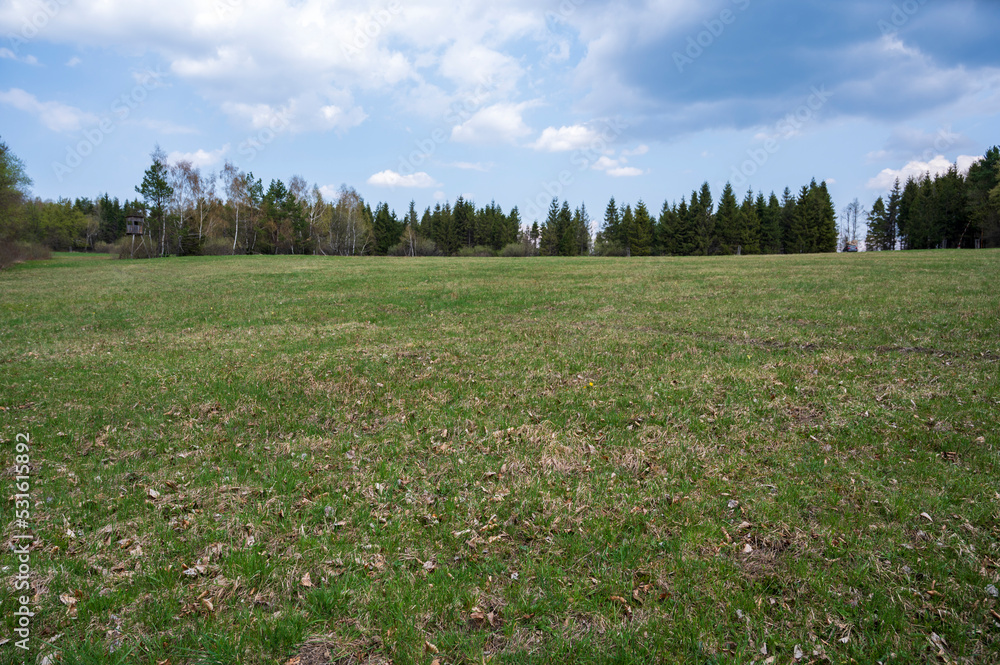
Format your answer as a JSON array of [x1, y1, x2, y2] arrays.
[[126, 214, 145, 236]]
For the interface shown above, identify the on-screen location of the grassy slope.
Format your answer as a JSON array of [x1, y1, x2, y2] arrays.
[[1, 251, 998, 664]]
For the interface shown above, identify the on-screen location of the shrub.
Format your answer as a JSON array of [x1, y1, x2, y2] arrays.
[[457, 245, 497, 257], [500, 242, 535, 257], [593, 239, 627, 256], [388, 236, 441, 257], [201, 237, 235, 256], [93, 241, 116, 254], [0, 240, 51, 269], [114, 236, 156, 259]]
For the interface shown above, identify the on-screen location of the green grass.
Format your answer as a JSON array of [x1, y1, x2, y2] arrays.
[[1, 250, 999, 664]]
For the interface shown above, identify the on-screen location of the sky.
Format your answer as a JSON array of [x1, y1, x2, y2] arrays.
[[1, 0, 999, 226]]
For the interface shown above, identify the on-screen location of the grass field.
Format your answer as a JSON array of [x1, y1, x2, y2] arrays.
[[2, 250, 999, 664]]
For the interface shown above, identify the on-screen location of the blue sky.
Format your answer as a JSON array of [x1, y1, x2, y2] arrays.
[[1, 0, 998, 225]]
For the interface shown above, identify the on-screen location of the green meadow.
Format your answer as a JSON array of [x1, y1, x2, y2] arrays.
[[1, 251, 998, 664]]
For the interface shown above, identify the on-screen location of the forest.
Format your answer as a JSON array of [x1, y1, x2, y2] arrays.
[[2, 140, 999, 267]]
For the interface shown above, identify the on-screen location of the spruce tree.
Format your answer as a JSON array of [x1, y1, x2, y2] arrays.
[[865, 196, 890, 250], [814, 180, 838, 253], [714, 183, 740, 254], [630, 200, 653, 256], [620, 204, 635, 256], [738, 189, 761, 254]]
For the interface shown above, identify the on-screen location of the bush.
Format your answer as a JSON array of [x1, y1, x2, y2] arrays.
[[0, 240, 51, 269], [388, 236, 441, 257], [201, 237, 234, 256], [592, 239, 627, 256], [456, 245, 497, 257], [114, 236, 156, 259], [93, 241, 116, 254], [500, 242, 535, 257]]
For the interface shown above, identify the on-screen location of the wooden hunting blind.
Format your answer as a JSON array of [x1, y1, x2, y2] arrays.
[[126, 214, 145, 235]]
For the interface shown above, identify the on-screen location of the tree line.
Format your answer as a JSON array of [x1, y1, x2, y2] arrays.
[[2, 138, 999, 266], [864, 147, 1000, 250]]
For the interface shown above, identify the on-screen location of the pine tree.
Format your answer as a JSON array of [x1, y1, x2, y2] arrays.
[[692, 183, 715, 255], [539, 198, 561, 256], [620, 204, 635, 257], [715, 183, 740, 254], [658, 200, 677, 255], [557, 200, 574, 256], [884, 179, 902, 250], [865, 197, 890, 251], [738, 189, 761, 254], [601, 196, 622, 252], [135, 145, 173, 257], [573, 204, 591, 255], [630, 200, 653, 256]]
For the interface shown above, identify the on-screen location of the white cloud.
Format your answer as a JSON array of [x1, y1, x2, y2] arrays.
[[867, 154, 983, 190], [66, 56, 82, 67], [606, 166, 644, 177], [167, 144, 230, 168], [446, 161, 493, 172], [591, 155, 620, 171], [0, 0, 551, 136], [0, 48, 38, 65], [824, 178, 837, 185], [0, 88, 98, 132], [531, 124, 601, 152], [139, 118, 198, 135], [451, 102, 532, 144], [622, 144, 649, 157], [367, 170, 440, 188]]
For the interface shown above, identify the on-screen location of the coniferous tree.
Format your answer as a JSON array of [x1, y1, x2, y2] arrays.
[[814, 180, 838, 252], [691, 183, 715, 255], [573, 204, 591, 255], [865, 197, 890, 251], [884, 179, 902, 250], [620, 204, 635, 257], [557, 200, 574, 256], [630, 200, 653, 256], [135, 145, 173, 257], [714, 183, 740, 254], [738, 189, 761, 254], [601, 196, 622, 253], [539, 198, 561, 256], [658, 200, 677, 255], [965, 146, 1000, 246]]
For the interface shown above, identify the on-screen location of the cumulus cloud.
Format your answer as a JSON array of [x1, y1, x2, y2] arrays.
[[167, 144, 230, 168], [531, 125, 601, 152], [607, 166, 644, 177], [589, 152, 645, 178], [0, 47, 38, 65], [0, 88, 98, 132], [451, 102, 532, 144], [367, 170, 440, 188], [867, 154, 983, 190], [446, 161, 493, 172]]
